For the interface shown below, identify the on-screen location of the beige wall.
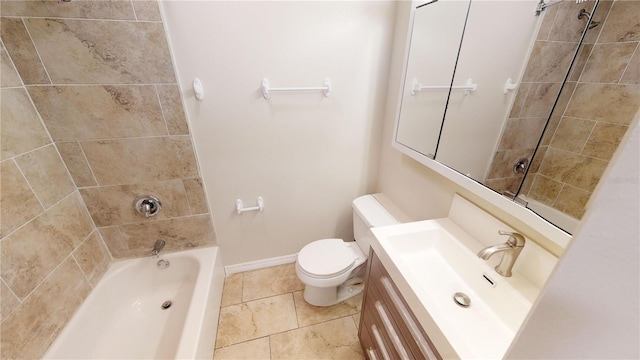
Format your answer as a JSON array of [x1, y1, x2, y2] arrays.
[[1, 0, 214, 357], [162, 1, 397, 265]]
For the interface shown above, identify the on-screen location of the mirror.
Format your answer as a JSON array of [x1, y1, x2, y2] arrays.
[[395, 0, 639, 234], [394, 0, 471, 158]]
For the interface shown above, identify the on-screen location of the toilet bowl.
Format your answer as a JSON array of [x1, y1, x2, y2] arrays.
[[295, 195, 399, 306]]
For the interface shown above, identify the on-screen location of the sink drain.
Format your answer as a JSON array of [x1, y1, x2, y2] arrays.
[[161, 300, 172, 310], [453, 292, 471, 308]]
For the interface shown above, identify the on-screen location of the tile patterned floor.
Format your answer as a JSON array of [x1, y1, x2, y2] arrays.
[[214, 263, 364, 359]]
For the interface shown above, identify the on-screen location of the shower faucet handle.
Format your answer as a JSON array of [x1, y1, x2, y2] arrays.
[[134, 195, 162, 218]]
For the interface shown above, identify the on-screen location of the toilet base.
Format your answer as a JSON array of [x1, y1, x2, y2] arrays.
[[302, 266, 366, 307]]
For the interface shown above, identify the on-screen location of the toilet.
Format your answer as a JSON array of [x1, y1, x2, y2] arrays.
[[295, 194, 399, 306]]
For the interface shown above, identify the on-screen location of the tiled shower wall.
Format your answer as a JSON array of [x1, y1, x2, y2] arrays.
[[1, 0, 215, 357], [1, 41, 105, 358], [485, 0, 639, 219], [522, 0, 640, 219]]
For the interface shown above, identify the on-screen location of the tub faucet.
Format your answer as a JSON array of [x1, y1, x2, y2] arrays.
[[151, 239, 166, 258], [477, 231, 525, 277]]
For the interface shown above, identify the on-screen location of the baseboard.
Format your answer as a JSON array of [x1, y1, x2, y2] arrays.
[[224, 253, 298, 275]]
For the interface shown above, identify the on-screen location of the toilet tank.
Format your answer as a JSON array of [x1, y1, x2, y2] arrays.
[[352, 195, 398, 255]]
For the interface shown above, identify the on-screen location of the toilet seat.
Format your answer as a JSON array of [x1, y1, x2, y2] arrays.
[[297, 239, 355, 279]]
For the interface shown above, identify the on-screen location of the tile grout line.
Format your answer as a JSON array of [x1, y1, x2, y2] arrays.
[[75, 142, 101, 187], [1, 15, 162, 24], [20, 18, 54, 85]]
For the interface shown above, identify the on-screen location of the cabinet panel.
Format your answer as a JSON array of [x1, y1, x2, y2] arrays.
[[359, 251, 442, 360], [371, 255, 442, 360]]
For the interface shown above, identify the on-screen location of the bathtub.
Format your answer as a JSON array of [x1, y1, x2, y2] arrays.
[[44, 246, 224, 359]]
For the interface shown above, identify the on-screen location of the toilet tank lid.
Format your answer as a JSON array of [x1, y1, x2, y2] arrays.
[[352, 195, 398, 227]]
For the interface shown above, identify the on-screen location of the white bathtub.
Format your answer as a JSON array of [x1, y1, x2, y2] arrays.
[[44, 246, 224, 360]]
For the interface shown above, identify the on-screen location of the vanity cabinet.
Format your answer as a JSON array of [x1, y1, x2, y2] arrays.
[[359, 251, 441, 360]]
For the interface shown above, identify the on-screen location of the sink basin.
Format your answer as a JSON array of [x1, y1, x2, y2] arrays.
[[370, 218, 540, 359]]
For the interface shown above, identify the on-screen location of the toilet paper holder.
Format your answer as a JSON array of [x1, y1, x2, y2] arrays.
[[236, 197, 264, 214]]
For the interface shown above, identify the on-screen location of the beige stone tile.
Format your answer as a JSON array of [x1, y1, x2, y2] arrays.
[[216, 293, 298, 348], [25, 18, 175, 84], [582, 122, 628, 161], [582, 0, 613, 44], [0, 160, 43, 239], [538, 148, 608, 192], [519, 172, 534, 195], [99, 226, 130, 259], [242, 263, 305, 302], [1, 0, 136, 20], [214, 337, 271, 360], [507, 83, 531, 118], [15, 144, 76, 209], [486, 148, 536, 180], [598, 1, 640, 43], [1, 279, 20, 322], [0, 256, 91, 360], [56, 142, 98, 187], [79, 180, 191, 227], [553, 185, 590, 219], [72, 230, 111, 286], [293, 290, 362, 327], [184, 178, 209, 214], [221, 273, 243, 307], [0, 192, 94, 299], [1, 88, 51, 160], [568, 44, 594, 81], [580, 43, 638, 83], [527, 175, 563, 206], [497, 117, 547, 151], [522, 41, 577, 83], [133, 1, 162, 21], [536, 3, 559, 41], [484, 176, 524, 196], [565, 83, 640, 125], [621, 46, 640, 84], [80, 136, 198, 185], [551, 81, 576, 118], [540, 116, 562, 146], [270, 316, 364, 360], [119, 214, 216, 258], [1, 43, 21, 88], [528, 147, 548, 178], [28, 85, 168, 141], [157, 84, 190, 135], [521, 82, 563, 118], [353, 313, 361, 330], [0, 17, 50, 85], [549, 117, 595, 153], [548, 1, 595, 43]]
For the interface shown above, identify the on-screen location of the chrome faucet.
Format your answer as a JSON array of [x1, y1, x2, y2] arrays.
[[151, 239, 166, 258], [477, 231, 525, 277]]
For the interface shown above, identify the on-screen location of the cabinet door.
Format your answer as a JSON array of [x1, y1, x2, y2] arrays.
[[361, 252, 442, 360]]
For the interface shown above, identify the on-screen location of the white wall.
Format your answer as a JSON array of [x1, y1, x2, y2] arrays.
[[506, 117, 640, 359], [161, 1, 396, 265]]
